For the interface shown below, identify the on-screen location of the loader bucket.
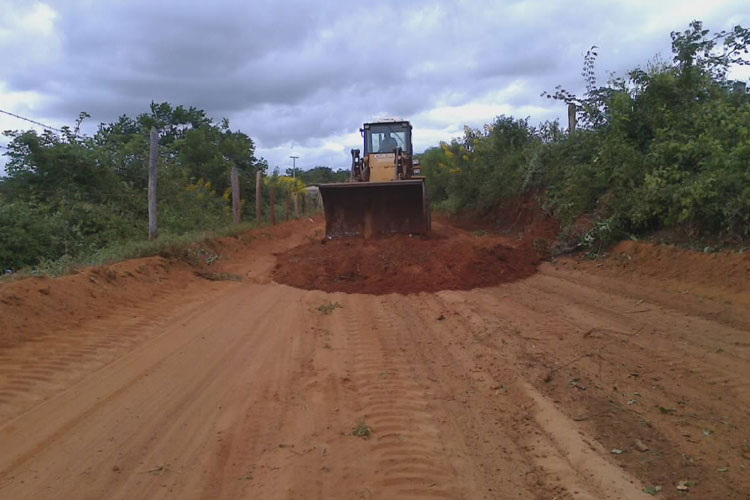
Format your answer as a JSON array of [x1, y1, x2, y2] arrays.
[[318, 180, 431, 238]]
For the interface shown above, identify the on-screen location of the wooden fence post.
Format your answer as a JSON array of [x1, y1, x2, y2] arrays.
[[231, 167, 241, 225], [270, 186, 276, 225], [256, 171, 262, 223], [293, 193, 299, 217], [301, 191, 307, 214], [568, 103, 577, 134], [285, 192, 290, 221], [148, 127, 158, 240]]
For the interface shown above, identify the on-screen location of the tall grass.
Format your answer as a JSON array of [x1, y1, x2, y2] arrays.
[[3, 221, 262, 280]]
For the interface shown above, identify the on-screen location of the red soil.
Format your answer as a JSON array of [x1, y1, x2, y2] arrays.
[[272, 221, 555, 294], [2, 215, 749, 500], [446, 191, 554, 234], [0, 217, 320, 348], [605, 240, 750, 293]]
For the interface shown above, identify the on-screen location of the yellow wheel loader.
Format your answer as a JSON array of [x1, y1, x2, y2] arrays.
[[318, 120, 431, 238]]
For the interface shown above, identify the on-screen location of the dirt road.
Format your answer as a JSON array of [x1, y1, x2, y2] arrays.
[[0, 219, 748, 499]]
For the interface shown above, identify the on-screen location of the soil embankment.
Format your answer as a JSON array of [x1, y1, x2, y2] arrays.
[[0, 217, 321, 348]]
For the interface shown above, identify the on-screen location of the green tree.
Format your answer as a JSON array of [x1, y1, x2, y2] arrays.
[[0, 102, 270, 270]]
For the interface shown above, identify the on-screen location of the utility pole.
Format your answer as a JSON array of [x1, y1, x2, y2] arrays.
[[256, 170, 262, 223], [290, 155, 299, 217], [568, 103, 577, 135], [289, 155, 299, 178], [148, 127, 158, 240], [231, 166, 241, 225]]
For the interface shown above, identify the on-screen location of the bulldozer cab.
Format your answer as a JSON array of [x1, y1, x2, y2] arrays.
[[363, 121, 412, 155], [357, 121, 415, 183]]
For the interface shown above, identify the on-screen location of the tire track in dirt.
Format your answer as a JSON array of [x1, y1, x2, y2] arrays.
[[491, 273, 750, 409], [531, 271, 750, 359], [542, 263, 750, 331], [198, 288, 327, 500], [439, 273, 749, 500], [109, 287, 301, 500], [0, 285, 228, 422], [403, 291, 651, 500], [340, 296, 463, 499], [457, 274, 750, 417], [0, 283, 298, 500]]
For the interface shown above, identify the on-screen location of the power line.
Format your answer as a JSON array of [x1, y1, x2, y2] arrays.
[[0, 109, 63, 133]]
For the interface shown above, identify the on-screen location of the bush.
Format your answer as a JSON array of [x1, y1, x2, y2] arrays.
[[421, 21, 750, 247], [0, 102, 272, 271], [0, 201, 66, 270]]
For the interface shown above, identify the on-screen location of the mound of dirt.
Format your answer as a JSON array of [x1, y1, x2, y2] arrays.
[[272, 224, 551, 294]]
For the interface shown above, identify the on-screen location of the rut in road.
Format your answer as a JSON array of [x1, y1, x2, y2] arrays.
[[341, 298, 464, 498], [0, 293, 210, 422]]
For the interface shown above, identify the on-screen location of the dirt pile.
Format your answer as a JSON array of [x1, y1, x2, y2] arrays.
[[273, 223, 553, 294]]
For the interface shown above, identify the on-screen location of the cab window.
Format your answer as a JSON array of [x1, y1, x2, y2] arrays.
[[365, 123, 411, 154]]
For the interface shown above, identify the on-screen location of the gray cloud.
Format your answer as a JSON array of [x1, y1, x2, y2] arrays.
[[1, 0, 748, 171]]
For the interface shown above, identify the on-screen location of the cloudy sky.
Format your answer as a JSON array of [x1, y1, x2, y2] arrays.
[[1, 0, 748, 172]]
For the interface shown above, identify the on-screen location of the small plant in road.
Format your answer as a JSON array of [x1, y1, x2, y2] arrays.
[[317, 302, 342, 315], [352, 421, 371, 438]]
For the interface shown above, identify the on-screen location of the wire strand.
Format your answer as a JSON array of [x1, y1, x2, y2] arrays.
[[0, 109, 63, 133]]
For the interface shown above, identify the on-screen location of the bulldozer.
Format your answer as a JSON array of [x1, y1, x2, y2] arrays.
[[318, 120, 431, 238]]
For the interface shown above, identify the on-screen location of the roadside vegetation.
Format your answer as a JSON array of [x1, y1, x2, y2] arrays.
[[421, 21, 750, 250], [0, 103, 347, 272], [294, 166, 350, 185]]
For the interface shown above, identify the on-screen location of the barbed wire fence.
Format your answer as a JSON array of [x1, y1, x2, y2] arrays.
[[0, 107, 319, 249], [0, 108, 63, 161], [0, 109, 63, 133]]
